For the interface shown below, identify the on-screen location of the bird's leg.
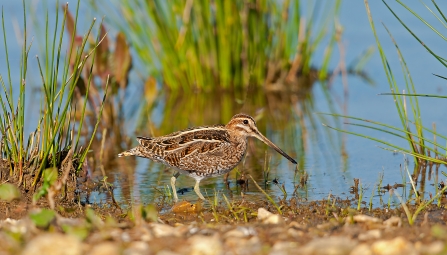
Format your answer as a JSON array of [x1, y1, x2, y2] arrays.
[[224, 172, 230, 189], [171, 171, 180, 203], [194, 179, 206, 200]]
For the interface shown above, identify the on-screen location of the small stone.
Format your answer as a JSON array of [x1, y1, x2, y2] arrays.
[[351, 215, 382, 224], [225, 229, 247, 238], [287, 228, 305, 238], [189, 234, 223, 255], [236, 226, 256, 236], [257, 208, 284, 224], [246, 237, 263, 253], [350, 244, 373, 255], [358, 229, 382, 241], [129, 226, 153, 242], [228, 236, 265, 254], [87, 242, 120, 255], [1, 218, 27, 234], [270, 242, 299, 255], [371, 237, 416, 255], [226, 236, 262, 255], [383, 216, 402, 228], [317, 221, 339, 231], [157, 251, 181, 255], [124, 241, 150, 255], [300, 237, 357, 255], [288, 221, 307, 230], [415, 241, 444, 254], [264, 214, 284, 224], [257, 208, 274, 220], [56, 217, 84, 227], [150, 223, 180, 238], [121, 231, 131, 242], [22, 233, 82, 255]]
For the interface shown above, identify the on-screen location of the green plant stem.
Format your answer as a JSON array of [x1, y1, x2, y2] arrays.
[[247, 174, 282, 215]]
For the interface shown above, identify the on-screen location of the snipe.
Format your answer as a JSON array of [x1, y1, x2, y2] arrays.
[[118, 113, 297, 202]]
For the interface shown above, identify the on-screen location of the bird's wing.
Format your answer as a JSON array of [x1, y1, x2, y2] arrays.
[[159, 128, 232, 169]]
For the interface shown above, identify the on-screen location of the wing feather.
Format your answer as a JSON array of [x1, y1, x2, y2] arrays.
[[135, 127, 232, 170]]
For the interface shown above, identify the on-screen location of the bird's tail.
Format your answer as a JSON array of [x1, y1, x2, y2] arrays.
[[118, 147, 141, 157]]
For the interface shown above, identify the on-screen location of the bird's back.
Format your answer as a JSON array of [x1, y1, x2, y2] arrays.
[[128, 125, 247, 175]]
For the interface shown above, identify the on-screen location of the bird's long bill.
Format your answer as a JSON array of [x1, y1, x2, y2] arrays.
[[253, 131, 297, 164]]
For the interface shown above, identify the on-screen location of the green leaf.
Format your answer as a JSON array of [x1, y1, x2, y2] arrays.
[[85, 208, 103, 228], [32, 167, 58, 202], [142, 204, 158, 222], [431, 224, 447, 239], [62, 224, 89, 240], [43, 167, 58, 184], [29, 209, 56, 228], [0, 183, 21, 202]]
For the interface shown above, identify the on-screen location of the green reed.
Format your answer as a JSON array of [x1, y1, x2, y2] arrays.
[[321, 0, 447, 212], [394, 184, 447, 226], [0, 1, 27, 179], [368, 182, 375, 212], [323, 0, 447, 166], [0, 0, 107, 187], [362, 0, 447, 163], [321, 113, 447, 164], [222, 193, 239, 221], [247, 174, 282, 214], [91, 0, 341, 91]]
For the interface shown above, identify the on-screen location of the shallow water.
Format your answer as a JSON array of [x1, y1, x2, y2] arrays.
[[2, 1, 447, 207]]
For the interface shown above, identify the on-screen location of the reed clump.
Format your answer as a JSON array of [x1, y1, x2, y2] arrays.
[[321, 0, 447, 216], [0, 0, 111, 202], [92, 0, 342, 92]]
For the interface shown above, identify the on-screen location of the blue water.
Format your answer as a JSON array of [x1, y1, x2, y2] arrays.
[[2, 0, 447, 207]]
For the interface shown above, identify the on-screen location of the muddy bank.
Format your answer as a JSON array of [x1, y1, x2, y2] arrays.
[[1, 193, 447, 255], [1, 156, 447, 254]]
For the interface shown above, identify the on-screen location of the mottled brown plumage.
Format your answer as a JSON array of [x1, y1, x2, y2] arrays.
[[118, 113, 297, 202]]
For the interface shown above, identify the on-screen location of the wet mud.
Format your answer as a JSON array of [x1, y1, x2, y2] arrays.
[[1, 174, 447, 255]]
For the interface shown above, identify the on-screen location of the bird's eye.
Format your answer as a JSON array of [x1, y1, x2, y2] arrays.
[[243, 120, 249, 125]]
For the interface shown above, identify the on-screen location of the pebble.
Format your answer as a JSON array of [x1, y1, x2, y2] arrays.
[[300, 237, 357, 255], [351, 214, 382, 224], [358, 229, 382, 241], [270, 241, 299, 255], [287, 228, 305, 238], [56, 217, 84, 227], [371, 237, 416, 255], [87, 242, 120, 255], [234, 226, 256, 236], [189, 234, 223, 255], [129, 226, 153, 242], [350, 244, 373, 255], [123, 241, 150, 255], [150, 223, 181, 238], [383, 216, 402, 228], [22, 233, 82, 255], [257, 208, 273, 219], [288, 221, 307, 230], [157, 251, 181, 255], [257, 208, 284, 224], [226, 236, 262, 254], [224, 228, 248, 238], [415, 241, 444, 254], [0, 218, 27, 234]]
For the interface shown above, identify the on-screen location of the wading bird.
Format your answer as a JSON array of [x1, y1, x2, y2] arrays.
[[118, 113, 297, 202]]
